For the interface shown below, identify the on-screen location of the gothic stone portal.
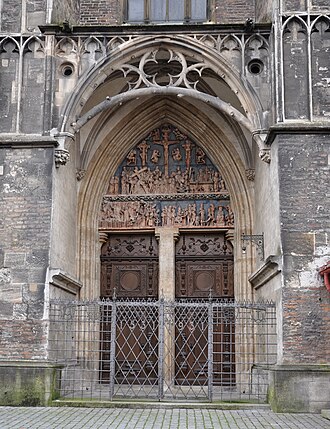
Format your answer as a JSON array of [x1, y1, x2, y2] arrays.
[[99, 124, 235, 385]]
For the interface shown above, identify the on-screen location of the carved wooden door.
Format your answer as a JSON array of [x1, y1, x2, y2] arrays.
[[100, 233, 159, 383], [100, 233, 159, 299], [175, 232, 235, 385]]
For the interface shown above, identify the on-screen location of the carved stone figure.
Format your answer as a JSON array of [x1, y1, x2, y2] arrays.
[[172, 147, 182, 161], [138, 141, 150, 167], [127, 149, 137, 165], [196, 148, 206, 164], [151, 149, 161, 164]]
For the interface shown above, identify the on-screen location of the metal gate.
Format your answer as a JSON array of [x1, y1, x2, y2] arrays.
[[48, 298, 277, 402]]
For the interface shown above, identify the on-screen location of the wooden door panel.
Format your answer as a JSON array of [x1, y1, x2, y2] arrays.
[[100, 233, 159, 383], [175, 232, 235, 385]]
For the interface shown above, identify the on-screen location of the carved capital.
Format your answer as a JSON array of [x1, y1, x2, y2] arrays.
[[245, 168, 255, 181], [76, 169, 86, 181], [51, 129, 74, 168], [99, 232, 109, 244], [225, 230, 234, 246], [259, 148, 271, 163], [54, 148, 70, 167]]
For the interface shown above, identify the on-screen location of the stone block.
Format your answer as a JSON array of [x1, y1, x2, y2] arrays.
[[0, 361, 60, 406], [269, 365, 330, 413]]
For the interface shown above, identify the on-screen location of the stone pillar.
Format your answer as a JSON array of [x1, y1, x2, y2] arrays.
[[155, 227, 179, 391], [155, 227, 179, 300]]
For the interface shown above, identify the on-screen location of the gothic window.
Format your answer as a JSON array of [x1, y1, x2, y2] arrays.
[[126, 0, 208, 24]]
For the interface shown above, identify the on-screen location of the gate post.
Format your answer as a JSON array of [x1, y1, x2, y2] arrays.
[[158, 297, 165, 400], [109, 299, 117, 400], [208, 298, 214, 401]]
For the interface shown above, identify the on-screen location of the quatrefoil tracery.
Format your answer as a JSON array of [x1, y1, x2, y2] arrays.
[[119, 48, 207, 91]]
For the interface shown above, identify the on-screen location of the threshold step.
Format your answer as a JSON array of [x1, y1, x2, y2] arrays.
[[52, 399, 271, 410]]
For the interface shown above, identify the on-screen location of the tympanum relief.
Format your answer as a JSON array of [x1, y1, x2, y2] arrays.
[[99, 124, 234, 231]]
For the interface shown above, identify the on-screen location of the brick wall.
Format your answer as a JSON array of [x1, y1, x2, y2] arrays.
[[278, 134, 330, 363], [80, 0, 121, 25]]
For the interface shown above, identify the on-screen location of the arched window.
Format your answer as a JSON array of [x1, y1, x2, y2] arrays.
[[126, 0, 208, 24]]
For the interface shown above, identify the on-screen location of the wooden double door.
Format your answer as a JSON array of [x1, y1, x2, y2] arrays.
[[100, 231, 235, 385]]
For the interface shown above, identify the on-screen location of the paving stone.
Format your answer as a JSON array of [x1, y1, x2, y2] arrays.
[[0, 407, 329, 429]]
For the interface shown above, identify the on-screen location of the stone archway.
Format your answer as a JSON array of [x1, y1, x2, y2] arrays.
[[70, 37, 258, 304], [64, 38, 261, 396], [77, 107, 254, 302]]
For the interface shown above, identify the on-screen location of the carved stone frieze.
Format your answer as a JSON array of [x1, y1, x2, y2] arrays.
[[103, 193, 229, 202], [100, 200, 234, 230], [107, 127, 227, 196]]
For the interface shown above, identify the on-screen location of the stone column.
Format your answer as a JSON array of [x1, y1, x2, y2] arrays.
[[155, 227, 179, 391]]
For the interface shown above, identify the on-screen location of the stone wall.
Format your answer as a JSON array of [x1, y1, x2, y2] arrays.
[[0, 0, 23, 32], [0, 145, 54, 359], [0, 0, 47, 33], [51, 0, 80, 25], [277, 133, 330, 364], [255, 0, 273, 22]]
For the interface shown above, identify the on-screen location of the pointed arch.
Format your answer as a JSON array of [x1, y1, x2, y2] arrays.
[[76, 90, 255, 301], [55, 36, 267, 152]]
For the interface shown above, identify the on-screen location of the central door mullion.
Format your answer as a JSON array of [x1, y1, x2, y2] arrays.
[[156, 227, 179, 393]]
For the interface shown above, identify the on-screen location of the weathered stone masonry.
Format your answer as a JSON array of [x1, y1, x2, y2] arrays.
[[0, 145, 54, 359], [278, 134, 330, 363], [0, 0, 329, 412]]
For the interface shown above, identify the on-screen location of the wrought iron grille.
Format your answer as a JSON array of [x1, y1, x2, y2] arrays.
[[48, 298, 277, 402]]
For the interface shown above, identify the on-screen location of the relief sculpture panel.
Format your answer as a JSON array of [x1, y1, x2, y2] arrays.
[[99, 124, 234, 231]]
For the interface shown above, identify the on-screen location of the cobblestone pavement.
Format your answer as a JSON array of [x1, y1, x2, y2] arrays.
[[0, 407, 329, 429]]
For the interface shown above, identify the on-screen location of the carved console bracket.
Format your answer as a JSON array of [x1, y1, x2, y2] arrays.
[[54, 148, 70, 167], [50, 129, 74, 168], [248, 255, 281, 290], [48, 268, 82, 296]]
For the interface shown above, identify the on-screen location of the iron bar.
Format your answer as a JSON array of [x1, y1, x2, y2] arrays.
[[207, 299, 213, 402], [48, 298, 277, 403], [109, 301, 117, 400]]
